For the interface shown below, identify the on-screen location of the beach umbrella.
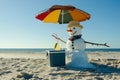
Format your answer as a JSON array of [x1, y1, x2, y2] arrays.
[[35, 5, 90, 24]]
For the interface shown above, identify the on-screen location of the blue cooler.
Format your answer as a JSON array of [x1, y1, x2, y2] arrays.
[[47, 50, 65, 67]]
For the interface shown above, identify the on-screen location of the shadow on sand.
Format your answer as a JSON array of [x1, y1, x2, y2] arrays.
[[90, 62, 120, 73], [49, 59, 120, 78], [65, 62, 120, 74], [48, 63, 120, 78]]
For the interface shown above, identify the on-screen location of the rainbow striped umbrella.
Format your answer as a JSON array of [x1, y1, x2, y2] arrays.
[[35, 5, 90, 24]]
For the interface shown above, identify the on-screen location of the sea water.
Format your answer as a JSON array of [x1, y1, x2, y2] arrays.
[[85, 48, 120, 52], [0, 48, 120, 54]]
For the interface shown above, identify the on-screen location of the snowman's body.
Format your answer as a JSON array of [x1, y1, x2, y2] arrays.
[[66, 21, 94, 68], [66, 37, 85, 52]]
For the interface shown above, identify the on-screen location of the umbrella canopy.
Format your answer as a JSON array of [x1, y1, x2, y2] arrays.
[[36, 5, 90, 24]]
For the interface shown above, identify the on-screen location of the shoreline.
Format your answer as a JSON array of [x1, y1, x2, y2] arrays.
[[0, 51, 120, 59]]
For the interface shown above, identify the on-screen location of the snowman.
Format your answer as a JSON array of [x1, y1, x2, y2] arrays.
[[66, 21, 94, 68], [52, 21, 109, 68]]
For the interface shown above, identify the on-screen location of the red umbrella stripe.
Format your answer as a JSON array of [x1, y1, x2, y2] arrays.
[[36, 10, 51, 21]]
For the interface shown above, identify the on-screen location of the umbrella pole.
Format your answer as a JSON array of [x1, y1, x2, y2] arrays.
[[61, 10, 64, 49], [61, 10, 64, 24]]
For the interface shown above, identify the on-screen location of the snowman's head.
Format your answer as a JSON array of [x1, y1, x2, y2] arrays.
[[67, 21, 83, 36]]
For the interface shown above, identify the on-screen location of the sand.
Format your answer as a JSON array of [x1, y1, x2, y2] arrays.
[[0, 52, 120, 80]]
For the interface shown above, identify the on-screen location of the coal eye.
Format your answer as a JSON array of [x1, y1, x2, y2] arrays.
[[73, 27, 76, 29]]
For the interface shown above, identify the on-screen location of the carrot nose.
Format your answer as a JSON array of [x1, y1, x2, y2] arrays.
[[67, 29, 73, 32]]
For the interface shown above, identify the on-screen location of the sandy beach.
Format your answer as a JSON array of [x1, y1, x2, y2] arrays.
[[0, 52, 120, 80]]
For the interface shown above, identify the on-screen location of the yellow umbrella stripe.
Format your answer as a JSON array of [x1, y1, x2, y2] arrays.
[[69, 9, 90, 21], [43, 10, 61, 23]]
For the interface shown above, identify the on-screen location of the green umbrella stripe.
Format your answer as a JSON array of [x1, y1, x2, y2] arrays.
[[58, 10, 73, 24]]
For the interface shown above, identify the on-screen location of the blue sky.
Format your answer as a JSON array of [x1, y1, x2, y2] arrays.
[[0, 0, 120, 48]]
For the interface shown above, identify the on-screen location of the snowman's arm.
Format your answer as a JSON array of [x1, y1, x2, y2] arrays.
[[84, 41, 110, 47], [52, 35, 66, 44]]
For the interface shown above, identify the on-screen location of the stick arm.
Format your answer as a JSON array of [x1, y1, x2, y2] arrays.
[[84, 41, 110, 47], [52, 34, 110, 47], [52, 34, 66, 44]]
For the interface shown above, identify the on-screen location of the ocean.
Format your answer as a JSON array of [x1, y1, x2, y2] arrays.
[[0, 48, 120, 53]]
